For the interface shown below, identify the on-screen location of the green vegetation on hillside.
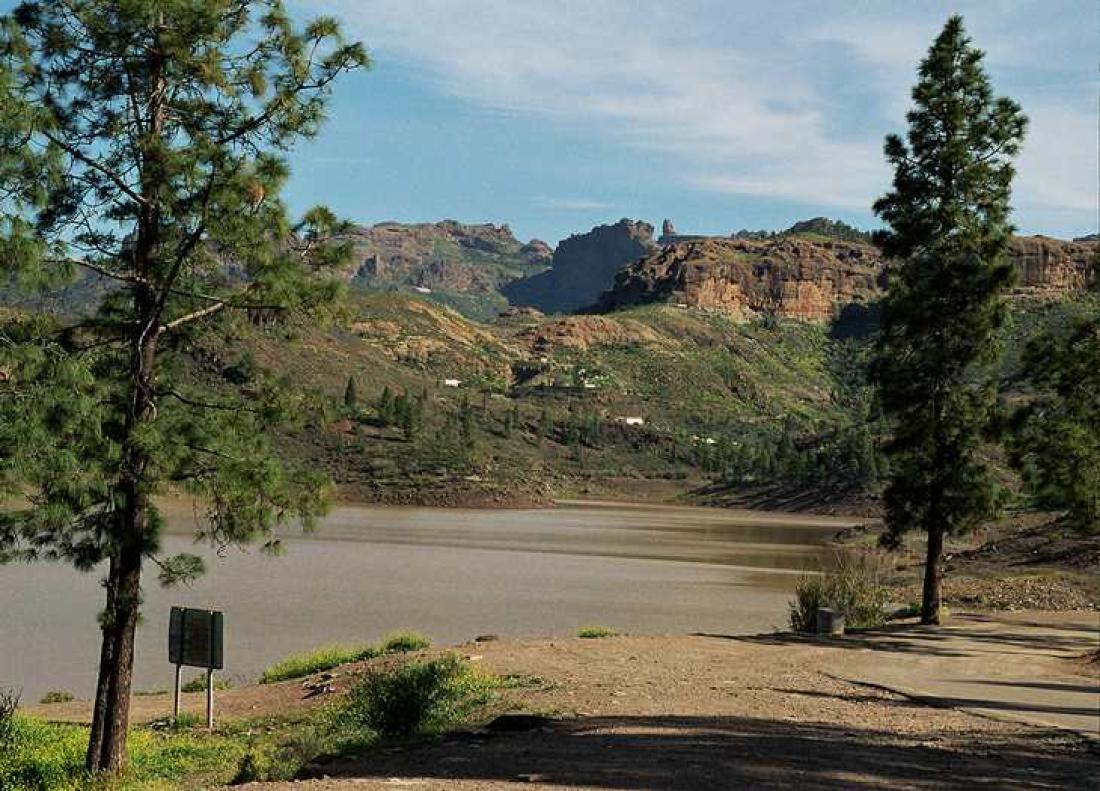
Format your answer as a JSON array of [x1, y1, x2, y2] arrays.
[[164, 281, 1094, 514]]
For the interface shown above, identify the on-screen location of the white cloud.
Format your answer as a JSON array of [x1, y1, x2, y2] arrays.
[[319, 0, 1097, 231]]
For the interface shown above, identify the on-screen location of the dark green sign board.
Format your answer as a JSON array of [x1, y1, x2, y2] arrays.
[[168, 607, 223, 669]]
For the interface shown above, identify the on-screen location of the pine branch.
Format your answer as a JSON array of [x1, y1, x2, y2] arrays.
[[40, 130, 148, 208]]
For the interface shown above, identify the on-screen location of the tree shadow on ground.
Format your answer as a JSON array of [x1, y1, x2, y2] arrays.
[[700, 621, 1099, 659], [968, 679, 1099, 695], [302, 714, 1097, 790]]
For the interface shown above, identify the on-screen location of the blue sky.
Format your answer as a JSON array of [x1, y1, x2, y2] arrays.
[[1, 1, 1094, 246], [283, 0, 1097, 246]]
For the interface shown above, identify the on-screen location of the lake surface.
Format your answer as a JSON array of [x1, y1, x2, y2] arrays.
[[1, 500, 856, 701]]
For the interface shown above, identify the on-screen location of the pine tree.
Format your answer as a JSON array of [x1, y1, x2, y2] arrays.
[[871, 16, 1026, 624], [0, 2, 366, 773], [343, 375, 359, 411], [395, 390, 421, 440], [1009, 257, 1099, 534], [377, 385, 394, 426], [459, 395, 475, 450]]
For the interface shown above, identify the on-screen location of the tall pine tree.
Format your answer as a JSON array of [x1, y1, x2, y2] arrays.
[[872, 16, 1026, 624], [1009, 256, 1099, 534], [0, 1, 366, 773], [344, 374, 359, 411]]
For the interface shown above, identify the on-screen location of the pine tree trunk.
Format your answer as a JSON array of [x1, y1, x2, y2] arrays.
[[86, 543, 142, 773], [86, 329, 158, 773], [921, 523, 944, 625], [85, 556, 118, 767]]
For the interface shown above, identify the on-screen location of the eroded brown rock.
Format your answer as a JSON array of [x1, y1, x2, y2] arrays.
[[596, 235, 1094, 323]]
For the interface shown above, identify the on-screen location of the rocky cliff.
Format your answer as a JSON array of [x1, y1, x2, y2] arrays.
[[595, 237, 883, 322], [1008, 236, 1096, 296], [595, 235, 1096, 323], [503, 219, 657, 313], [335, 220, 551, 320]]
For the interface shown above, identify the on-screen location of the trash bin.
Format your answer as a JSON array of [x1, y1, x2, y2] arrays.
[[816, 607, 845, 636]]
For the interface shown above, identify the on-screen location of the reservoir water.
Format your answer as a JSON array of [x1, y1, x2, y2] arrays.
[[1, 500, 856, 701]]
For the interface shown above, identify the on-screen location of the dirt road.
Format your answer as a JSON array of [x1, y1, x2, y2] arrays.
[[240, 613, 1096, 790]]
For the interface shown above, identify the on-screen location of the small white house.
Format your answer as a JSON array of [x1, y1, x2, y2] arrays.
[[413, 286, 432, 294], [616, 416, 645, 427], [443, 378, 461, 388]]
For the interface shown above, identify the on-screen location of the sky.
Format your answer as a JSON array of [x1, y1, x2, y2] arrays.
[[278, 0, 1096, 246], [1, 1, 1094, 246]]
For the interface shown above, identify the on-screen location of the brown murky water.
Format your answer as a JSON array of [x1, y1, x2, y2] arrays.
[[1, 500, 855, 701]]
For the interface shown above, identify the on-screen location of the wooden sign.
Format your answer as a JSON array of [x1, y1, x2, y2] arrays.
[[168, 607, 223, 669]]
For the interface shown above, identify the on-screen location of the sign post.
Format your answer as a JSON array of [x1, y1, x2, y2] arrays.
[[168, 607, 224, 730]]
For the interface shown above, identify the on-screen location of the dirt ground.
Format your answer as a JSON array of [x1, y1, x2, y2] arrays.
[[835, 511, 1100, 612], [34, 612, 1098, 790]]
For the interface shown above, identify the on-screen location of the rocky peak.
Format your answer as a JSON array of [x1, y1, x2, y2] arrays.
[[503, 219, 657, 313], [337, 220, 550, 296]]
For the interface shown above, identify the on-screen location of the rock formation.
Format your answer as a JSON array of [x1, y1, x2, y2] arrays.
[[338, 220, 551, 297], [595, 235, 1096, 323], [503, 219, 657, 313], [595, 237, 883, 322], [1007, 236, 1095, 296]]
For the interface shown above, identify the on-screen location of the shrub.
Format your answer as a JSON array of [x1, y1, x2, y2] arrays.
[[182, 674, 232, 693], [260, 644, 379, 684], [232, 752, 262, 784], [340, 654, 493, 738], [576, 625, 617, 639], [0, 688, 19, 745], [788, 577, 828, 633], [171, 711, 203, 730], [37, 690, 74, 705], [789, 551, 890, 633], [380, 630, 431, 654]]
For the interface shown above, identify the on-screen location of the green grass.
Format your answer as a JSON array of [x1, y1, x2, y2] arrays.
[[259, 643, 379, 684], [576, 625, 618, 639], [38, 690, 74, 704], [259, 631, 432, 685], [259, 629, 435, 686], [181, 674, 232, 693], [3, 647, 506, 788], [379, 630, 431, 654], [0, 714, 249, 790]]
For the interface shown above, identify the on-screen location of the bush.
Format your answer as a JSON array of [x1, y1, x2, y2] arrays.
[[340, 655, 493, 738], [576, 625, 617, 639], [260, 644, 379, 684], [380, 631, 431, 654], [182, 674, 232, 693], [789, 552, 890, 633], [37, 690, 74, 705], [0, 688, 19, 745], [170, 711, 203, 730]]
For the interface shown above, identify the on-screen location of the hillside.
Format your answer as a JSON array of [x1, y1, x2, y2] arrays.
[[4, 216, 1093, 511], [183, 290, 875, 508], [334, 220, 552, 320]]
